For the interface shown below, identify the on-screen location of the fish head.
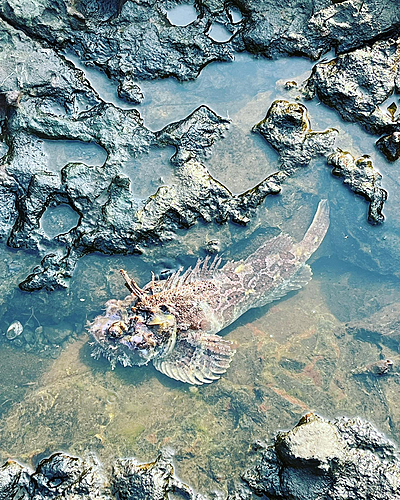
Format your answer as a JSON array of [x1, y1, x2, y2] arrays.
[[89, 305, 177, 367]]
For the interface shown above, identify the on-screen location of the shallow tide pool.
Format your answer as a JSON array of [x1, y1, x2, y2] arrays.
[[0, 47, 399, 496]]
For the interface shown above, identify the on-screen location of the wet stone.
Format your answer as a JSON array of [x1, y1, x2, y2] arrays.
[[327, 149, 387, 224], [112, 451, 198, 500], [253, 100, 338, 170], [376, 132, 400, 162], [242, 413, 400, 500], [117, 78, 144, 104], [305, 37, 400, 135]]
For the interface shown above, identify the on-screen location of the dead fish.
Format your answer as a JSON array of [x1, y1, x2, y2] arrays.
[[89, 200, 330, 385]]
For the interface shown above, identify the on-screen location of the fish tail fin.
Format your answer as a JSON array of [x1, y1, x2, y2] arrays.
[[297, 199, 330, 260]]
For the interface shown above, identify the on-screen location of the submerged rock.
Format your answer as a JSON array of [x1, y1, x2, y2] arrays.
[[327, 149, 387, 224], [242, 413, 400, 500], [345, 301, 400, 351]]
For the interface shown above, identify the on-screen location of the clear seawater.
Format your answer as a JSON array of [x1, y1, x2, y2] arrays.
[[1, 27, 400, 496]]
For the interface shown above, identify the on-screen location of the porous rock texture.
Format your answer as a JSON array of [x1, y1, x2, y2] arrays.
[[242, 413, 400, 500], [0, 0, 399, 294], [327, 149, 387, 224], [2, 416, 400, 499]]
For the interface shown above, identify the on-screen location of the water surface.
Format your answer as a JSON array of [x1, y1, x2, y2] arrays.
[[1, 49, 400, 496]]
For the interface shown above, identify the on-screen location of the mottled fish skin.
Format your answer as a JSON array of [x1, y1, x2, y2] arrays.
[[89, 200, 329, 385]]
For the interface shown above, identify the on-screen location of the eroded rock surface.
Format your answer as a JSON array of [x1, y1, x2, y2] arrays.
[[0, 451, 205, 500], [305, 37, 400, 135], [3, 415, 400, 500], [327, 149, 387, 224], [112, 451, 202, 500], [242, 413, 400, 500], [376, 132, 400, 162], [0, 453, 110, 500], [0, 0, 398, 295], [253, 99, 338, 171]]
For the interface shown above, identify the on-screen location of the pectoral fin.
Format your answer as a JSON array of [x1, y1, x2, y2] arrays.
[[152, 331, 236, 385]]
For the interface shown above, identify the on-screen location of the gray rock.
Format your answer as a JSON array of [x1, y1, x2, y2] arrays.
[[8, 103, 282, 291], [327, 149, 387, 224], [0, 451, 203, 500], [376, 132, 400, 162], [0, 459, 31, 500], [0, 453, 110, 500], [112, 450, 198, 500], [236, 0, 400, 60], [117, 78, 144, 104], [242, 413, 400, 500], [305, 38, 400, 135], [2, 416, 400, 499], [253, 100, 338, 170], [156, 105, 230, 161], [0, 0, 234, 84]]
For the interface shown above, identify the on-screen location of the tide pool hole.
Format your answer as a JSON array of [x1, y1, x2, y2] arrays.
[[166, 3, 198, 26], [120, 146, 177, 199], [40, 203, 80, 239], [207, 23, 233, 43], [42, 139, 108, 172]]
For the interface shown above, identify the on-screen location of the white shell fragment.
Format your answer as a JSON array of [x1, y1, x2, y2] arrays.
[[6, 320, 23, 340]]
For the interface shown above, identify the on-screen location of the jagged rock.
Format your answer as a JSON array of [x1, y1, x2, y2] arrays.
[[236, 0, 400, 59], [2, 0, 400, 90], [6, 99, 283, 291], [305, 37, 400, 135], [327, 149, 387, 224], [253, 100, 338, 170], [0, 0, 399, 299], [117, 78, 144, 104], [376, 132, 400, 162], [0, 453, 110, 500], [156, 105, 230, 160], [242, 413, 400, 500], [0, 0, 234, 85], [0, 451, 207, 500], [3, 415, 400, 500], [112, 451, 201, 500]]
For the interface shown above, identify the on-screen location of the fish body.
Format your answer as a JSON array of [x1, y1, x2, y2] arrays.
[[89, 200, 329, 384]]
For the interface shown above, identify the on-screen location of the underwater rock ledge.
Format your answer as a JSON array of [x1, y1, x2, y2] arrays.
[[2, 414, 400, 500]]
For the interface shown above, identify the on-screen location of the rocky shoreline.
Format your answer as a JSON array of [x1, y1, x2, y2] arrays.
[[1, 0, 400, 497], [0, 0, 399, 293], [2, 414, 400, 499]]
